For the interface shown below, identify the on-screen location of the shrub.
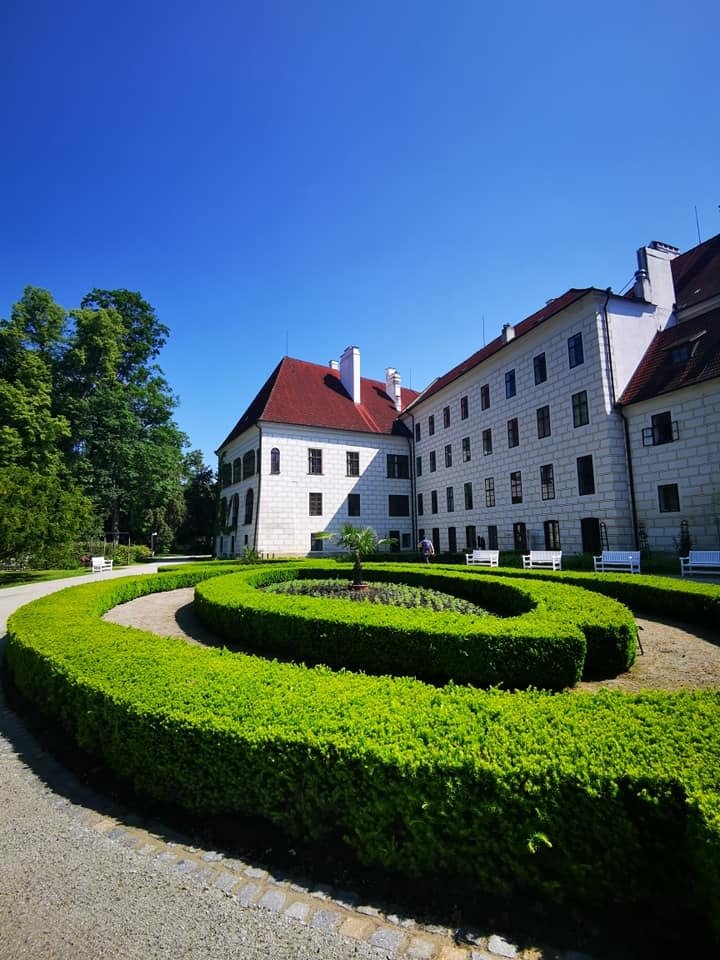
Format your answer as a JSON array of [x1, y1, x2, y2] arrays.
[[4, 566, 720, 942]]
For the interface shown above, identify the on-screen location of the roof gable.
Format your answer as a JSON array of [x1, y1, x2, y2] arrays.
[[671, 232, 720, 311], [618, 310, 720, 405], [218, 356, 418, 450]]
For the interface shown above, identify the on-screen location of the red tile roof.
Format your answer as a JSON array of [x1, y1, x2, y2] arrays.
[[671, 232, 720, 311], [218, 357, 419, 450], [618, 309, 720, 406], [406, 288, 596, 408]]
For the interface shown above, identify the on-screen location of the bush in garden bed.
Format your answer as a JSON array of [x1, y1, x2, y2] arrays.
[[4, 567, 720, 942], [193, 562, 637, 686]]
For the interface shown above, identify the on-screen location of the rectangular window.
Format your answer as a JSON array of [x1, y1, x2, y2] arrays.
[[310, 534, 324, 552], [480, 384, 490, 410], [428, 414, 435, 436], [446, 486, 454, 512], [464, 481, 473, 510], [432, 528, 440, 553], [540, 463, 555, 500], [417, 492, 424, 516], [386, 454, 409, 478], [536, 404, 551, 439], [308, 448, 323, 474], [658, 483, 680, 512], [482, 428, 493, 456], [429, 450, 437, 472], [415, 455, 422, 477], [460, 396, 469, 420], [348, 493, 360, 516], [448, 527, 457, 553], [513, 522, 528, 552], [444, 444, 452, 468], [568, 332, 584, 368], [443, 405, 450, 428], [389, 494, 410, 516], [346, 451, 360, 476], [484, 477, 495, 507], [507, 418, 519, 448], [642, 411, 677, 446], [487, 524, 498, 550], [533, 352, 547, 385], [577, 455, 595, 496], [572, 390, 589, 427], [465, 525, 477, 550], [389, 530, 401, 552], [544, 520, 561, 550], [462, 436, 471, 462], [511, 471, 523, 504], [401, 533, 411, 549], [232, 457, 242, 484], [415, 423, 421, 442], [309, 492, 322, 515], [431, 490, 438, 514], [505, 369, 516, 399]]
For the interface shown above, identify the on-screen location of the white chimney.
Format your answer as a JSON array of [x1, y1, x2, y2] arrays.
[[633, 241, 679, 309], [340, 345, 361, 403], [502, 323, 515, 343], [329, 359, 339, 370], [385, 367, 402, 411]]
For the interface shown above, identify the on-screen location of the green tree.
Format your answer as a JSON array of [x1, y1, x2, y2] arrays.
[[173, 450, 216, 553], [58, 290, 187, 543], [0, 465, 96, 568], [331, 523, 395, 587]]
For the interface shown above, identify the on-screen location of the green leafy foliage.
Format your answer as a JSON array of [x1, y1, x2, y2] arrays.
[[4, 566, 720, 940]]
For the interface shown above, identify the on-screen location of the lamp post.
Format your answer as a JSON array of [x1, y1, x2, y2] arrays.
[[151, 531, 158, 556]]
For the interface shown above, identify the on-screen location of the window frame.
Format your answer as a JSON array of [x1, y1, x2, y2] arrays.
[[462, 436, 471, 462], [308, 448, 323, 475], [577, 455, 595, 496], [533, 352, 547, 385], [444, 443, 452, 468], [484, 476, 495, 508], [346, 450, 360, 476], [443, 405, 451, 428], [572, 390, 589, 427], [446, 486, 454, 512], [308, 491, 323, 516], [464, 481, 473, 510], [480, 384, 490, 410], [482, 428, 492, 456], [536, 404, 551, 439], [658, 483, 680, 513], [388, 494, 410, 517], [386, 453, 409, 479], [507, 417, 519, 448], [347, 492, 361, 517], [540, 463, 555, 500], [505, 369, 516, 399], [460, 396, 469, 420], [568, 332, 584, 368], [510, 470, 523, 504]]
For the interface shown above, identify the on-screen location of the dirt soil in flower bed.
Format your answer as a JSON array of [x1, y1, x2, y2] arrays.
[[104, 588, 720, 692]]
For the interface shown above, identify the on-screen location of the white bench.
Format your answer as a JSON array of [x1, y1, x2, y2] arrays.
[[465, 549, 499, 566], [522, 550, 562, 570], [90, 556, 113, 573], [680, 551, 720, 577], [593, 551, 641, 574]]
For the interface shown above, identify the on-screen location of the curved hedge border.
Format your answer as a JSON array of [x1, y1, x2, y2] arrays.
[[193, 562, 638, 689], [5, 566, 720, 942]]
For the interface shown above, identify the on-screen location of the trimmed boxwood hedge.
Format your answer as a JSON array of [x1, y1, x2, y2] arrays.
[[4, 565, 720, 942], [193, 562, 637, 688]]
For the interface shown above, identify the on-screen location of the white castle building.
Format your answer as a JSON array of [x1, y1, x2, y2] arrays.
[[215, 233, 720, 557]]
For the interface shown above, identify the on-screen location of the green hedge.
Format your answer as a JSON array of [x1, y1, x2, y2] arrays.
[[457, 564, 720, 628], [4, 567, 720, 942], [193, 562, 637, 688]]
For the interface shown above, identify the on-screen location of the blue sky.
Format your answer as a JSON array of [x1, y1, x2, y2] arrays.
[[1, 0, 718, 468]]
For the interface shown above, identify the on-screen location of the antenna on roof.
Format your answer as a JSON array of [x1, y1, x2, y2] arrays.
[[694, 205, 702, 244]]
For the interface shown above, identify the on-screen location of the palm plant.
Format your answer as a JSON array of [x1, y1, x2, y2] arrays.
[[333, 523, 395, 587]]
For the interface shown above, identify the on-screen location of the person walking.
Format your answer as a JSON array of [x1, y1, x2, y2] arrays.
[[418, 536, 435, 563]]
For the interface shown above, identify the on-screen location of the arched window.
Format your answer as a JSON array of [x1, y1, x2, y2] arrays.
[[243, 450, 255, 479], [219, 497, 227, 529], [232, 458, 242, 484], [230, 493, 239, 529], [270, 447, 280, 474], [244, 488, 254, 525]]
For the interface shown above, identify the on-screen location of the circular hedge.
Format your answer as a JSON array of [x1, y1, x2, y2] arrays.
[[193, 562, 638, 689], [4, 563, 720, 942]]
